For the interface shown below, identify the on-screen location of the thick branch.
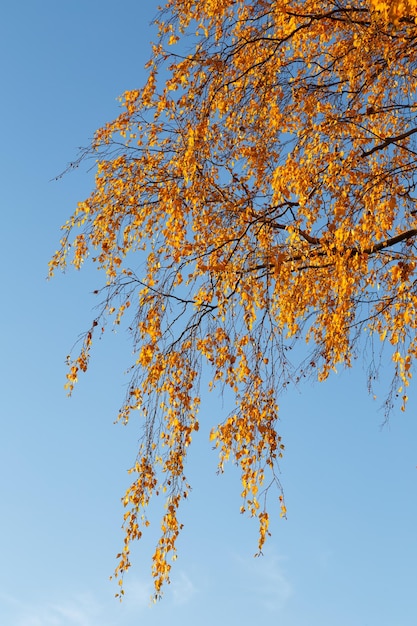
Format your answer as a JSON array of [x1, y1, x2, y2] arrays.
[[249, 228, 417, 273], [361, 127, 417, 158], [360, 228, 417, 254]]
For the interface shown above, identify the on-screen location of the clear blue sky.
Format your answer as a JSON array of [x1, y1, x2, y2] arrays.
[[1, 2, 416, 625]]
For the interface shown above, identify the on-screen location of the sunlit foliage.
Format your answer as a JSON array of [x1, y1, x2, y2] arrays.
[[50, 0, 417, 599]]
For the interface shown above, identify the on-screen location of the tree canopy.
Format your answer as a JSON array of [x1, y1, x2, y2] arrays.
[[50, 0, 417, 599]]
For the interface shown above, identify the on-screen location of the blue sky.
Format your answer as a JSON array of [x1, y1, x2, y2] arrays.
[[1, 2, 416, 625]]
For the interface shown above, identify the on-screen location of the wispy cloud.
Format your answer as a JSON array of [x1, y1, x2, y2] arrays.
[[233, 550, 293, 612], [123, 569, 197, 609], [171, 570, 197, 606], [10, 592, 102, 626], [49, 595, 101, 626], [122, 576, 153, 610]]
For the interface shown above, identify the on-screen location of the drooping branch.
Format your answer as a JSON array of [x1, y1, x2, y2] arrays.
[[51, 0, 417, 600]]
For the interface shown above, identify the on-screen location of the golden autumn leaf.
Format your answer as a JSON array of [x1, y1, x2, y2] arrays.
[[50, 0, 417, 600]]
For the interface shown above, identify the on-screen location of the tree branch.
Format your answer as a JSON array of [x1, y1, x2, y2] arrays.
[[361, 127, 417, 158]]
